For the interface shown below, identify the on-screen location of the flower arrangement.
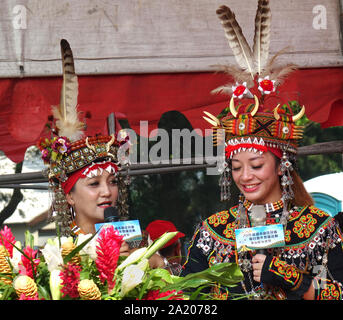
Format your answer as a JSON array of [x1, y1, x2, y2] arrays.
[[37, 136, 71, 164], [0, 225, 244, 300]]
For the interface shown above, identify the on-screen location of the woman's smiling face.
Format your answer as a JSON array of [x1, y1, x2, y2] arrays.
[[66, 170, 118, 234], [231, 150, 282, 204]]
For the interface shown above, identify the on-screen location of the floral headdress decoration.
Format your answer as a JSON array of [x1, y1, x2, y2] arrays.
[[37, 39, 131, 236], [203, 1, 306, 216]]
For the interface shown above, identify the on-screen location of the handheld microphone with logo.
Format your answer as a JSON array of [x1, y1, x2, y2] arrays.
[[250, 205, 267, 255], [235, 206, 285, 256], [104, 206, 120, 223], [95, 207, 142, 248]]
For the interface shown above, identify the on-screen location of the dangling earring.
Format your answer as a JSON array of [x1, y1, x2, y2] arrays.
[[219, 159, 231, 201], [50, 183, 73, 236], [236, 193, 248, 228], [280, 150, 294, 201], [70, 206, 76, 219], [279, 150, 294, 226]]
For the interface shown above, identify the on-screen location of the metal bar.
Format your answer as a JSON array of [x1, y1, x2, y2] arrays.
[[0, 184, 48, 190], [0, 140, 342, 189]]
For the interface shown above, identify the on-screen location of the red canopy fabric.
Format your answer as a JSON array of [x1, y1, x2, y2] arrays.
[[0, 68, 342, 163]]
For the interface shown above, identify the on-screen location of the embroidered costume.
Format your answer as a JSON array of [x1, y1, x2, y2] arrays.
[[182, 0, 343, 300], [37, 39, 131, 236], [182, 200, 343, 299]]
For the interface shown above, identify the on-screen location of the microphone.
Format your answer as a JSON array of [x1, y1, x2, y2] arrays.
[[250, 205, 267, 255], [104, 206, 120, 223], [95, 207, 142, 249]]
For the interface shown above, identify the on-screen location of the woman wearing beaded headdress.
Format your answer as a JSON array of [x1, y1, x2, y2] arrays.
[[181, 1, 343, 300], [37, 40, 131, 242]]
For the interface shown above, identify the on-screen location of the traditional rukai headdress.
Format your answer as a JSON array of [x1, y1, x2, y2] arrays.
[[37, 39, 131, 236], [203, 1, 306, 219]]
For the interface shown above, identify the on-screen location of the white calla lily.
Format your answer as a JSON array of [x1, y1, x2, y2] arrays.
[[10, 241, 22, 273], [117, 247, 148, 271], [120, 264, 145, 297], [76, 233, 98, 260], [50, 269, 63, 300], [41, 243, 64, 272]]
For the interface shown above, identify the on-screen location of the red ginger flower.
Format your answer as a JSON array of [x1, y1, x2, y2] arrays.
[[19, 246, 40, 279], [19, 292, 39, 300], [59, 262, 81, 298], [95, 225, 123, 293], [0, 226, 16, 258], [141, 290, 184, 300]]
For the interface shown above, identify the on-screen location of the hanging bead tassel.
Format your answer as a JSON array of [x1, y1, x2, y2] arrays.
[[218, 160, 231, 201], [236, 194, 248, 228], [280, 151, 294, 202]]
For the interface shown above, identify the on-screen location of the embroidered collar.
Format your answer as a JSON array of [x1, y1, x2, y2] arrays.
[[69, 220, 86, 236], [243, 199, 284, 213]]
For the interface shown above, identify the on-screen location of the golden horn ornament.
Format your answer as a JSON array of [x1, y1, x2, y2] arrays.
[[105, 134, 115, 152], [229, 96, 238, 118], [273, 104, 281, 120], [203, 111, 220, 127], [85, 137, 96, 153], [251, 95, 259, 116], [292, 105, 305, 122], [230, 95, 259, 118]]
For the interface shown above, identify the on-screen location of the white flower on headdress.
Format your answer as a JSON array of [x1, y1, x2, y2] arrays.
[[231, 82, 253, 99], [258, 76, 276, 95]]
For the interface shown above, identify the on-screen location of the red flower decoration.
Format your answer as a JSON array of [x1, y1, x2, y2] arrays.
[[59, 262, 81, 298], [258, 76, 276, 94], [141, 289, 184, 300], [231, 82, 253, 99], [95, 225, 123, 293], [19, 246, 40, 279], [0, 226, 16, 258]]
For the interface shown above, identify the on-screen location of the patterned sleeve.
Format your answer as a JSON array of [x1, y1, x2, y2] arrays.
[[181, 224, 211, 277], [313, 222, 343, 300]]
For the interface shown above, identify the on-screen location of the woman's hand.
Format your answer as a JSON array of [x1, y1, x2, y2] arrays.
[[252, 254, 267, 282], [119, 241, 130, 256], [148, 253, 166, 269]]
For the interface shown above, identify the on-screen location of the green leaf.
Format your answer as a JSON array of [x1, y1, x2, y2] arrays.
[[24, 230, 34, 248], [38, 284, 51, 300], [163, 263, 243, 292], [148, 268, 174, 283]]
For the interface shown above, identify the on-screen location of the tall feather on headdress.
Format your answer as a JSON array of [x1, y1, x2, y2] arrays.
[[52, 39, 84, 141], [252, 0, 271, 74], [212, 0, 297, 95], [216, 5, 255, 80]]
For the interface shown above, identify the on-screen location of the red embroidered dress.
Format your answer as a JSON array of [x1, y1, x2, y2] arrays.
[[182, 200, 343, 300]]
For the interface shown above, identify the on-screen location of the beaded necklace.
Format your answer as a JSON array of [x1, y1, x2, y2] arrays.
[[236, 197, 289, 299]]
